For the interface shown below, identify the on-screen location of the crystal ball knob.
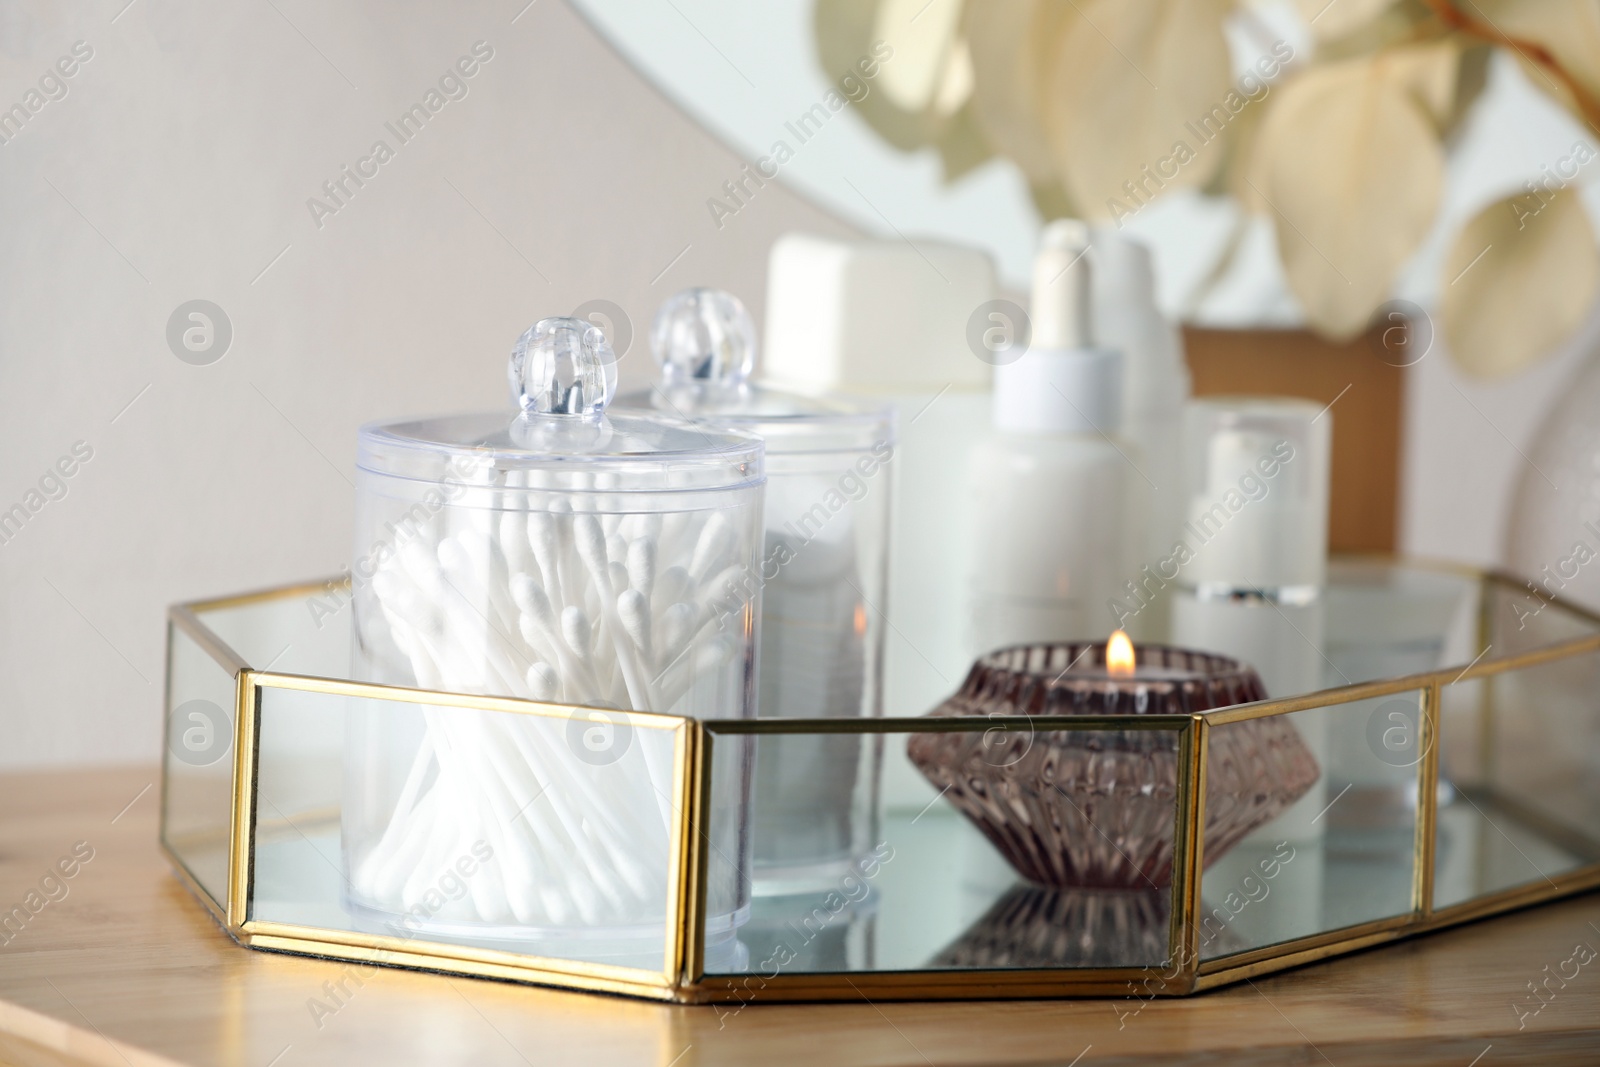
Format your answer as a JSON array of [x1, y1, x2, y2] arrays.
[[509, 316, 617, 418], [650, 288, 755, 390]]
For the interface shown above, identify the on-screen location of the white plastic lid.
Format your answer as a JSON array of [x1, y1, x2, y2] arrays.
[[761, 233, 996, 394], [614, 288, 894, 456], [357, 316, 765, 493], [1180, 397, 1331, 591], [993, 220, 1122, 435]]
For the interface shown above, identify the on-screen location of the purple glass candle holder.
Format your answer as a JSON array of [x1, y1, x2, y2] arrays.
[[907, 642, 1319, 889]]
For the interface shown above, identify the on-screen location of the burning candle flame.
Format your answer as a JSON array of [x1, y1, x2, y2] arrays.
[[1106, 630, 1135, 677]]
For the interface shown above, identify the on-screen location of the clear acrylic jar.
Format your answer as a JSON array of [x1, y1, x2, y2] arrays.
[[344, 317, 765, 962], [615, 289, 895, 896]]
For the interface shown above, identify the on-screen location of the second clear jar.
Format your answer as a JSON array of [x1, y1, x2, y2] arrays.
[[616, 288, 895, 896]]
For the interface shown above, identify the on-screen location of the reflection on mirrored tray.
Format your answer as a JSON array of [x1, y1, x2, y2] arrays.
[[1195, 694, 1422, 960], [1434, 788, 1598, 912], [738, 880, 1197, 975], [1200, 795, 1416, 962], [1437, 644, 1600, 908], [1322, 560, 1480, 690], [706, 808, 1192, 976], [707, 802, 1425, 976]]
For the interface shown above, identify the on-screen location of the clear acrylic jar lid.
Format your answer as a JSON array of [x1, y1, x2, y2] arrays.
[[614, 288, 893, 456], [357, 316, 764, 495]]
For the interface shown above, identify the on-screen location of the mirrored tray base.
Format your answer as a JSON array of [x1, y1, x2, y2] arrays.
[[160, 560, 1600, 1002]]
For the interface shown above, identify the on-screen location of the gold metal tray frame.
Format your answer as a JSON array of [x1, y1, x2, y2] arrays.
[[159, 566, 1600, 1004]]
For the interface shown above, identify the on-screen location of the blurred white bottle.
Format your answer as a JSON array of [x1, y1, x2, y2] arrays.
[[966, 220, 1138, 655], [1171, 398, 1333, 839], [1091, 229, 1190, 643]]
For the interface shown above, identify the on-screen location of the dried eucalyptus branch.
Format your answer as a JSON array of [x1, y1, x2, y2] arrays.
[[1422, 0, 1600, 133]]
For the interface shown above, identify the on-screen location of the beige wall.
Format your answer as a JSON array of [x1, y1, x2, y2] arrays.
[[0, 0, 852, 767]]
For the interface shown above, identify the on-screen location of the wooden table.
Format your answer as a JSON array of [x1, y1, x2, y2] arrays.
[[2, 767, 1598, 1066]]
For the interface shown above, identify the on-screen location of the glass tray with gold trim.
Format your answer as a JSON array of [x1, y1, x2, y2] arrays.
[[159, 558, 1600, 1003]]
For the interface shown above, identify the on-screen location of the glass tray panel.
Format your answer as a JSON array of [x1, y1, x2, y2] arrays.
[[161, 621, 239, 906], [701, 722, 1185, 975], [1434, 650, 1600, 910], [197, 586, 352, 678], [248, 682, 687, 976], [1201, 694, 1422, 961]]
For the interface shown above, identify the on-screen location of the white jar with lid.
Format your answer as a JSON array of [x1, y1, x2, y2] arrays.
[[344, 317, 765, 961]]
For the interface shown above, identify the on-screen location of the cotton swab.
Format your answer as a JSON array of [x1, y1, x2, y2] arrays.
[[349, 315, 763, 939], [355, 500, 751, 935]]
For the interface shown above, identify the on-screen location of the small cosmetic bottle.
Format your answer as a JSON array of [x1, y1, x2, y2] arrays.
[[1171, 398, 1332, 829], [614, 288, 896, 896], [966, 220, 1137, 655], [1170, 399, 1331, 700]]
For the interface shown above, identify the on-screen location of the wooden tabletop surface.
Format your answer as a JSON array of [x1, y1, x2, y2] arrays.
[[1, 766, 1597, 1066]]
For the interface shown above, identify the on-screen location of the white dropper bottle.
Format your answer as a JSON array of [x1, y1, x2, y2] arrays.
[[965, 220, 1140, 656]]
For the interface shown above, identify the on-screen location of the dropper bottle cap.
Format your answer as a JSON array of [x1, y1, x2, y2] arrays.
[[993, 220, 1123, 436], [1032, 219, 1093, 349]]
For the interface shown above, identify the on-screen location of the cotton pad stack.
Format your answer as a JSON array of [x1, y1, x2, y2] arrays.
[[344, 317, 766, 947]]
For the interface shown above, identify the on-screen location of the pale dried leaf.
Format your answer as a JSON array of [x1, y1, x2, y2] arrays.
[[1314, 3, 1439, 62], [1223, 38, 1303, 210], [1043, 0, 1236, 221], [1298, 0, 1398, 41], [1247, 53, 1445, 339], [1441, 188, 1600, 378], [1378, 40, 1460, 127], [814, 0, 941, 150], [814, 0, 909, 143], [933, 37, 975, 116], [1471, 0, 1600, 123], [874, 0, 966, 112], [964, 0, 1075, 183]]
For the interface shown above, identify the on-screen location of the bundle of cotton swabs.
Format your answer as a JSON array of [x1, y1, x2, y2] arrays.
[[352, 465, 750, 934]]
